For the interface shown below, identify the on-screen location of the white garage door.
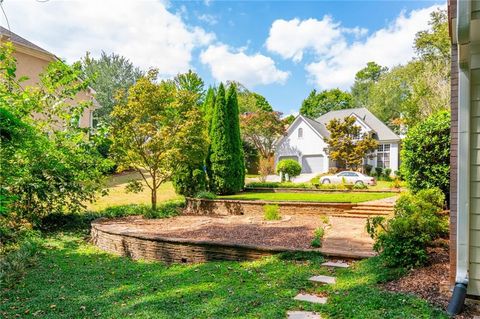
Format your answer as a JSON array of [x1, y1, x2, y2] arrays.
[[302, 155, 324, 173]]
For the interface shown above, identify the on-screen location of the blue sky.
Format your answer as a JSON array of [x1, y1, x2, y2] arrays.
[[1, 0, 445, 115]]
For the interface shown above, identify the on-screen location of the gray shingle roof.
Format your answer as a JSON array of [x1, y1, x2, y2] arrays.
[[315, 107, 400, 142], [0, 26, 52, 55], [302, 116, 330, 138]]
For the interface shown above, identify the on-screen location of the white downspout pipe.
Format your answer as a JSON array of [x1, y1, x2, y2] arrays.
[[447, 0, 471, 315]]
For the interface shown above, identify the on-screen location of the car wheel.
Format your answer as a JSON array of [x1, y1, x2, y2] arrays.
[[322, 179, 331, 184], [355, 181, 364, 186]]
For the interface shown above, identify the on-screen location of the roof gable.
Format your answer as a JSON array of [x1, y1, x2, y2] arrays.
[[0, 26, 53, 56], [316, 107, 400, 142]]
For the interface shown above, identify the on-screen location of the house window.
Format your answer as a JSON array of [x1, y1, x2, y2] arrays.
[[298, 128, 303, 138], [377, 144, 391, 168]]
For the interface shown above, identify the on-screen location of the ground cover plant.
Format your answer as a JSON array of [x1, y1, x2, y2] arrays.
[[220, 192, 395, 203], [0, 232, 447, 319], [263, 204, 281, 221]]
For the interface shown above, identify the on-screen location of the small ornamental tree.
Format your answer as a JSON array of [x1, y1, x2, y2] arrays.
[[401, 110, 450, 197], [226, 83, 245, 191], [324, 116, 378, 170], [276, 159, 302, 181], [110, 70, 207, 209]]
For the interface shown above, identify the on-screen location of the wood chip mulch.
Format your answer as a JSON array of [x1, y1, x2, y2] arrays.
[[381, 242, 478, 318]]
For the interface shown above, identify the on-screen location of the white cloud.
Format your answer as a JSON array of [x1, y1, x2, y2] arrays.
[[266, 5, 444, 89], [197, 13, 218, 25], [200, 44, 289, 87], [2, 0, 215, 76]]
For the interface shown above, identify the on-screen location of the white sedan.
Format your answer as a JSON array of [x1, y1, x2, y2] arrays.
[[320, 171, 376, 186]]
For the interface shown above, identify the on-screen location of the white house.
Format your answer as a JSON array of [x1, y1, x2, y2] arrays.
[[275, 107, 401, 174]]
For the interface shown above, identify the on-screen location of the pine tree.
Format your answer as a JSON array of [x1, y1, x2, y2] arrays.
[[209, 83, 236, 194], [203, 86, 216, 134], [226, 83, 245, 191]]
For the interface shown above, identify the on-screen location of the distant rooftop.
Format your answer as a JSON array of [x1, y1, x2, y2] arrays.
[[0, 26, 52, 55]]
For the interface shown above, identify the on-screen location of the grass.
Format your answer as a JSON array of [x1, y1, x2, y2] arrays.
[[0, 232, 447, 319], [263, 204, 281, 221], [87, 171, 182, 211], [220, 192, 396, 203]]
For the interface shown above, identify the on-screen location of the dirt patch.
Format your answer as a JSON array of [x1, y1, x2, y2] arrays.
[[381, 243, 478, 318], [93, 214, 374, 255]]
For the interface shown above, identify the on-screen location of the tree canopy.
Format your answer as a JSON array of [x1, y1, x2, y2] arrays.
[[351, 62, 388, 107], [299, 88, 352, 119]]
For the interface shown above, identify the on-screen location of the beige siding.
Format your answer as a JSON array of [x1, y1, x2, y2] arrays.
[[470, 68, 480, 295]]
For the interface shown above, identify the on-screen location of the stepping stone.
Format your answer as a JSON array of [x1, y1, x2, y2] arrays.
[[287, 310, 322, 319], [294, 293, 328, 304], [309, 275, 336, 284], [321, 261, 349, 268]]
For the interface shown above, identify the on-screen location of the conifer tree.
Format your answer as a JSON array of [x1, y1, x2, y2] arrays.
[[226, 83, 245, 191], [203, 87, 216, 134], [209, 83, 236, 194]]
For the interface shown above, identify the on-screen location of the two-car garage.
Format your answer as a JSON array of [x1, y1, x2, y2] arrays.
[[277, 154, 325, 174]]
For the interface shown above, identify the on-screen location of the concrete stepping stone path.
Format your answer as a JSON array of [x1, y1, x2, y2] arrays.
[[294, 293, 328, 304], [287, 311, 322, 319], [321, 261, 349, 268], [309, 275, 336, 284]]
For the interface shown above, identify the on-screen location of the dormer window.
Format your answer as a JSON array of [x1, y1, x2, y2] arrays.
[[298, 128, 303, 138]]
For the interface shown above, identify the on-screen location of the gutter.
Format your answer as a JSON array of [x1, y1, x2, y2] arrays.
[[447, 0, 471, 315]]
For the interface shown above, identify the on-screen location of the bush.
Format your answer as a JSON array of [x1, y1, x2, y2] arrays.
[[374, 167, 383, 177], [263, 204, 281, 221], [276, 159, 302, 181], [311, 227, 325, 247], [245, 181, 310, 189], [173, 166, 207, 196], [384, 168, 392, 177], [195, 191, 217, 199], [401, 111, 450, 198], [366, 188, 447, 268], [353, 182, 368, 189]]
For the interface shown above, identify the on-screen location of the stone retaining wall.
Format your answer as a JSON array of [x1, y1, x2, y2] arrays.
[[184, 198, 354, 216]]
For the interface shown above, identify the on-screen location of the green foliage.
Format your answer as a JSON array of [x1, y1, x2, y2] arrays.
[[195, 191, 217, 199], [208, 83, 244, 194], [174, 69, 205, 104], [1, 43, 111, 239], [246, 181, 311, 189], [351, 62, 388, 107], [203, 86, 216, 134], [226, 83, 245, 192], [80, 51, 143, 124], [401, 110, 450, 197], [234, 81, 273, 113], [367, 188, 447, 268], [324, 116, 378, 170], [221, 192, 395, 203], [110, 70, 207, 209], [374, 167, 383, 177], [276, 159, 302, 181], [300, 88, 352, 118], [353, 182, 368, 190], [263, 204, 281, 221], [311, 227, 325, 247], [172, 166, 207, 197]]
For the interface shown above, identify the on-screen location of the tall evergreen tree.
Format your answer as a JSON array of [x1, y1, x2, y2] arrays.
[[209, 83, 237, 194], [226, 83, 245, 191], [203, 87, 216, 134]]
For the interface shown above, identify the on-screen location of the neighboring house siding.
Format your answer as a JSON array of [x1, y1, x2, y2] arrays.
[[275, 118, 329, 173]]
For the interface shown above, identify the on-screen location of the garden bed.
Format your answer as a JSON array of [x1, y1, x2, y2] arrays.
[[91, 214, 375, 263]]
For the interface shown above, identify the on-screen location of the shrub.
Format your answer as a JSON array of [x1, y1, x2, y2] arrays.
[[276, 159, 302, 181], [245, 181, 310, 189], [374, 167, 383, 177], [263, 204, 281, 221], [366, 188, 447, 268], [353, 182, 368, 189], [195, 191, 217, 199], [311, 227, 325, 248], [390, 178, 402, 189], [173, 166, 207, 196], [384, 168, 392, 177], [401, 111, 450, 198], [363, 164, 373, 175]]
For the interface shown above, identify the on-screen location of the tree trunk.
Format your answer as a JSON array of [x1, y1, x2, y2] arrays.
[[151, 176, 157, 211]]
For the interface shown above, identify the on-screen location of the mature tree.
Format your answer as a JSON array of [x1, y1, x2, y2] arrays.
[[174, 69, 206, 105], [203, 86, 216, 134], [282, 114, 296, 126], [414, 9, 450, 64], [323, 116, 378, 170], [240, 111, 285, 159], [110, 70, 207, 209], [401, 110, 450, 198], [80, 51, 143, 124], [229, 81, 273, 113], [351, 62, 388, 107], [300, 88, 352, 118], [226, 83, 245, 191], [208, 83, 242, 194], [1, 42, 110, 230]]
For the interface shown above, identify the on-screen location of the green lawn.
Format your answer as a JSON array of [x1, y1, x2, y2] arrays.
[[1, 232, 446, 319], [220, 192, 396, 203]]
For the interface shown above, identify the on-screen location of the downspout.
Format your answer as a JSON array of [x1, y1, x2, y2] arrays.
[[447, 0, 471, 315]]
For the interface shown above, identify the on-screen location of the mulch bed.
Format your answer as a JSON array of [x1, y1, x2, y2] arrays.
[[381, 242, 478, 318]]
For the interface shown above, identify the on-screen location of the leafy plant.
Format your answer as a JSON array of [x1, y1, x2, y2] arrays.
[[374, 167, 383, 177], [366, 188, 447, 268], [276, 159, 301, 182], [263, 204, 281, 221], [311, 227, 325, 247], [195, 191, 217, 200]]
